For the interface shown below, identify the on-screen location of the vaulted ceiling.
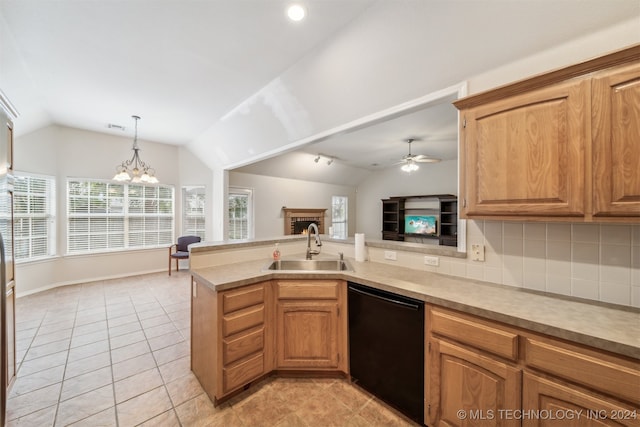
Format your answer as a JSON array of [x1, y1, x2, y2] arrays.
[[1, 0, 639, 185]]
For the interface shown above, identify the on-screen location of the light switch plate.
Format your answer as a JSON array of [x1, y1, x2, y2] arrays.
[[384, 250, 397, 261], [471, 244, 485, 262]]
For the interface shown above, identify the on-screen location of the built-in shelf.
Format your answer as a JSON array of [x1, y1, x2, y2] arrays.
[[381, 194, 457, 247]]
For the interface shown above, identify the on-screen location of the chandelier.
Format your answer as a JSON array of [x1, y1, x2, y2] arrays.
[[113, 115, 158, 183]]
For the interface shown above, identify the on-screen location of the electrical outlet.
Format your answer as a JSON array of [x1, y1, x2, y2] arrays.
[[384, 250, 397, 261], [424, 255, 439, 266], [471, 244, 485, 261]]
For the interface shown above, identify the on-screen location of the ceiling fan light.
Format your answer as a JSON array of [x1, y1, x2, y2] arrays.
[[401, 162, 419, 173]]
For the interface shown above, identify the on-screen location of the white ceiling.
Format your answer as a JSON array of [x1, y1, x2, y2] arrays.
[[0, 0, 377, 142], [1, 0, 639, 186]]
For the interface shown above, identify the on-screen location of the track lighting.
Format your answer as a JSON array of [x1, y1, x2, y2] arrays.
[[313, 154, 335, 166]]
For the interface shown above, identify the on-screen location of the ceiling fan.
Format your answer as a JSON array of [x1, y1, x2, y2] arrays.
[[397, 138, 441, 172]]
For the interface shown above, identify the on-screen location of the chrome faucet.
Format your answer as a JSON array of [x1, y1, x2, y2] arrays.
[[306, 223, 322, 259]]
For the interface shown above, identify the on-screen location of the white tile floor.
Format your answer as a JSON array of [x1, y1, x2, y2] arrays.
[[6, 271, 419, 426], [8, 271, 193, 426]]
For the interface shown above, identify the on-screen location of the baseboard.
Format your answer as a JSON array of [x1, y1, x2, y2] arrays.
[[16, 267, 168, 298]]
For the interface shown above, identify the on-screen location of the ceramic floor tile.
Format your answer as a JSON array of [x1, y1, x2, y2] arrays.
[[6, 383, 61, 421], [143, 322, 178, 339], [109, 320, 142, 338], [17, 350, 68, 377], [111, 340, 151, 364], [70, 329, 109, 348], [72, 320, 108, 337], [109, 329, 146, 349], [153, 341, 189, 365], [107, 313, 138, 328], [5, 404, 56, 427], [24, 338, 70, 361], [67, 406, 117, 427], [174, 393, 223, 427], [116, 385, 173, 426], [140, 314, 172, 329], [157, 356, 191, 384], [165, 372, 204, 407], [137, 307, 167, 320], [55, 384, 115, 426], [34, 319, 74, 335], [67, 339, 110, 363], [112, 352, 157, 382], [64, 351, 111, 379], [148, 331, 184, 352], [114, 367, 164, 404], [60, 365, 113, 401], [138, 409, 181, 427], [9, 364, 65, 397]]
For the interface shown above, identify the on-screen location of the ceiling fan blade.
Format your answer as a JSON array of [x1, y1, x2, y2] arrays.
[[413, 154, 441, 163]]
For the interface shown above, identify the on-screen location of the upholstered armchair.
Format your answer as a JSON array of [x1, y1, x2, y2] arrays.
[[168, 235, 201, 275]]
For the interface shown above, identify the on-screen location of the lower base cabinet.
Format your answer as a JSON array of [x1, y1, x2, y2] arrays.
[[191, 278, 347, 403], [276, 301, 340, 369], [426, 305, 640, 427], [428, 338, 521, 427], [523, 372, 640, 427]]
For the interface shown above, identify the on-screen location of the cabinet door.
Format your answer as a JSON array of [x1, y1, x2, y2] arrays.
[[428, 339, 521, 427], [523, 372, 640, 427], [592, 62, 640, 219], [462, 79, 589, 218], [276, 301, 339, 369]]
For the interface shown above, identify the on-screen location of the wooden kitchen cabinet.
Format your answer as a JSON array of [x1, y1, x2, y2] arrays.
[[191, 279, 272, 402], [426, 305, 640, 427], [427, 306, 522, 427], [455, 45, 640, 222], [592, 61, 640, 219], [523, 373, 640, 427], [275, 280, 347, 371], [459, 79, 589, 218]]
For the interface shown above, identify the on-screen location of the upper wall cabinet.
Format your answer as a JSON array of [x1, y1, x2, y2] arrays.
[[592, 62, 640, 218], [455, 45, 640, 222]]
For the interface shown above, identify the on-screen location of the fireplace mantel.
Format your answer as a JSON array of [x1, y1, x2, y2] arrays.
[[282, 208, 327, 235]]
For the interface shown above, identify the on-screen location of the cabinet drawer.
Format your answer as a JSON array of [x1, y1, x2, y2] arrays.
[[223, 352, 264, 393], [430, 307, 519, 361], [223, 326, 264, 365], [222, 304, 264, 337], [277, 280, 339, 300], [524, 337, 640, 405], [222, 283, 265, 314]]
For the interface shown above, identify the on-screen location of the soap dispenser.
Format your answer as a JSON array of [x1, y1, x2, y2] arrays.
[[272, 243, 281, 261]]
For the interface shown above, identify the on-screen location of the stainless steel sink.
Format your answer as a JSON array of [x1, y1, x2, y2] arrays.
[[263, 259, 353, 272]]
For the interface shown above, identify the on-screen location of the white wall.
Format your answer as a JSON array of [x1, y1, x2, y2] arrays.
[[355, 160, 458, 237], [14, 124, 211, 296], [229, 171, 357, 239]]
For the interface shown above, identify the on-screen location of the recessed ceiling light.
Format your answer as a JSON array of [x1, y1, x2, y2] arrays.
[[287, 4, 306, 21]]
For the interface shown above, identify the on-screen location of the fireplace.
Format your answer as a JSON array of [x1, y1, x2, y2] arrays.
[[282, 208, 327, 235]]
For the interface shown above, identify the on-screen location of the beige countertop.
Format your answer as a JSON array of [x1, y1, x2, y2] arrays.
[[191, 257, 640, 360]]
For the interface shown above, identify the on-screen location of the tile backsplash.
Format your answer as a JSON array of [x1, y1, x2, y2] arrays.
[[446, 221, 640, 308]]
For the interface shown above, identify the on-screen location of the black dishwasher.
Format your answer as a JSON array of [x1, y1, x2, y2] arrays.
[[348, 282, 424, 424]]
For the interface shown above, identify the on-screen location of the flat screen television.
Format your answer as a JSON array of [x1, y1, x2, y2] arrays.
[[404, 215, 438, 236]]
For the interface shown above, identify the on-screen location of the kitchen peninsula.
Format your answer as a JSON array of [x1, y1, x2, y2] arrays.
[[189, 237, 640, 426]]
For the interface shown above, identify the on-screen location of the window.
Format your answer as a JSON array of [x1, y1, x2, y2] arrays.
[[67, 179, 174, 254], [14, 173, 56, 261], [331, 195, 348, 239], [228, 187, 253, 240], [182, 186, 205, 240]]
